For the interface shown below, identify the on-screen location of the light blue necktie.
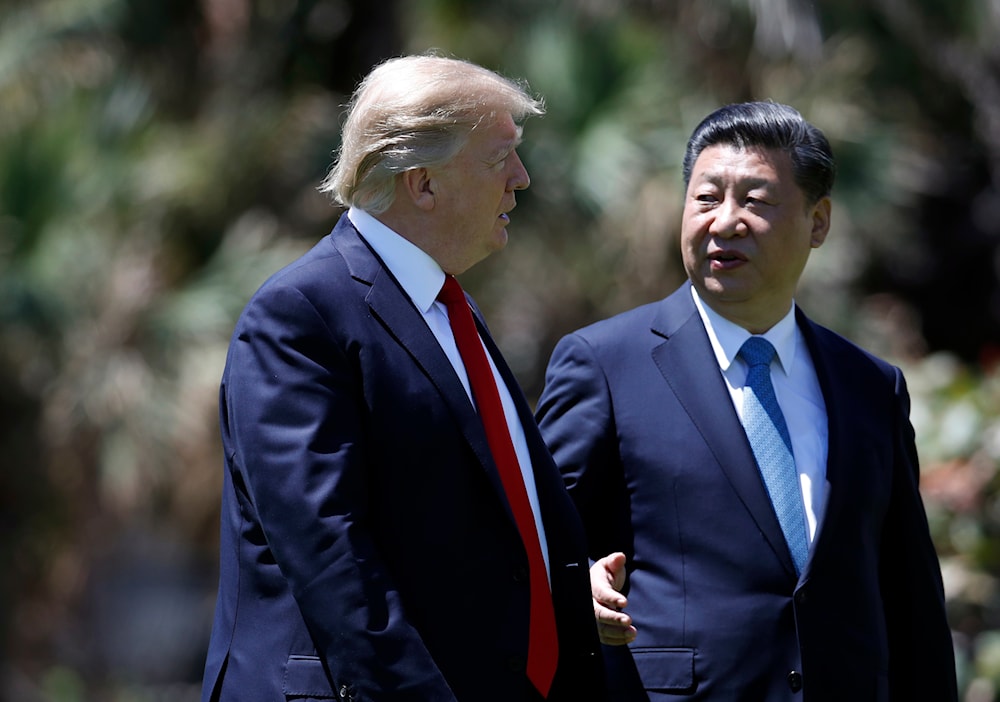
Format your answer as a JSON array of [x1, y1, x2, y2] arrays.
[[739, 337, 810, 574]]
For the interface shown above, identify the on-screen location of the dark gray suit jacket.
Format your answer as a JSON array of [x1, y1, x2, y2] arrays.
[[202, 214, 604, 702], [536, 282, 956, 702]]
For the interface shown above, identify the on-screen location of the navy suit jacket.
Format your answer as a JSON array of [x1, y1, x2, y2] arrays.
[[201, 214, 604, 702], [536, 282, 956, 702]]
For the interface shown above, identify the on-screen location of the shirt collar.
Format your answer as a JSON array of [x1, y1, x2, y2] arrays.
[[690, 285, 798, 376], [347, 207, 446, 313]]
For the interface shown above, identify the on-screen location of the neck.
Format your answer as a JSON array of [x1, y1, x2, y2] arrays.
[[698, 293, 793, 336], [368, 209, 462, 274]]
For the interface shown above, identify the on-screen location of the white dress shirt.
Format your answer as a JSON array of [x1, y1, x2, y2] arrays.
[[690, 286, 830, 546], [347, 207, 550, 573]]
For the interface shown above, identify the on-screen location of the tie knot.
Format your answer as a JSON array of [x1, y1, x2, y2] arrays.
[[437, 275, 466, 306], [739, 336, 777, 368]]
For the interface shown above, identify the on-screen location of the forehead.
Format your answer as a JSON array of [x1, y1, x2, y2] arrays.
[[690, 144, 794, 185], [467, 111, 521, 152]]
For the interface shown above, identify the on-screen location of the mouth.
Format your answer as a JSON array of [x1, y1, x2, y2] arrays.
[[707, 249, 746, 269], [499, 197, 517, 224]]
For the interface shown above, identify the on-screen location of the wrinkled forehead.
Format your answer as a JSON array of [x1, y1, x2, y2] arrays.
[[690, 143, 794, 182]]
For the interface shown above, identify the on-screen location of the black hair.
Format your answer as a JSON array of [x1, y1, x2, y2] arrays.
[[682, 101, 835, 204]]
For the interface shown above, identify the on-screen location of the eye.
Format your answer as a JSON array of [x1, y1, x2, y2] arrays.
[[745, 194, 773, 208], [488, 146, 516, 170], [485, 154, 508, 171]]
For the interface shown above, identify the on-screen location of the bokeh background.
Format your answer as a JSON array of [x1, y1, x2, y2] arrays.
[[2, 0, 999, 699]]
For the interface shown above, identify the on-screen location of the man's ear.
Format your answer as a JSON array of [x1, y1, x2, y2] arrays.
[[400, 168, 435, 211], [809, 196, 832, 248]]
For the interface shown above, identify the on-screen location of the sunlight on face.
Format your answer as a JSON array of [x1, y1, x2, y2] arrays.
[[428, 112, 530, 273], [681, 144, 830, 332]]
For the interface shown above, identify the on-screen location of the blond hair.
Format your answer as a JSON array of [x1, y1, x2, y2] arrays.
[[319, 54, 545, 214]]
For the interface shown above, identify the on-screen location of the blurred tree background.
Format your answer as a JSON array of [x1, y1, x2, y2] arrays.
[[1, 0, 998, 699]]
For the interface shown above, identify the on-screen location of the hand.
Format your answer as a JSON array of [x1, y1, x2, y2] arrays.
[[590, 552, 636, 646]]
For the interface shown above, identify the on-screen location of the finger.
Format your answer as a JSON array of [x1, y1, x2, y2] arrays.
[[594, 600, 632, 627], [592, 581, 628, 610], [590, 554, 629, 608], [605, 552, 628, 591], [596, 619, 638, 646], [598, 628, 637, 646]]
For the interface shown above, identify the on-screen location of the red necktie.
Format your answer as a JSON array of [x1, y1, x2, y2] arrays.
[[437, 275, 559, 697]]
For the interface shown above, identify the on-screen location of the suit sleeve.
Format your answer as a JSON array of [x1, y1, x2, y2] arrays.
[[536, 332, 629, 562], [224, 283, 456, 701], [880, 368, 958, 701]]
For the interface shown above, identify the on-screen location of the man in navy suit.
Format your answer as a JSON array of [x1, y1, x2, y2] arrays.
[[536, 102, 957, 701], [201, 54, 603, 702]]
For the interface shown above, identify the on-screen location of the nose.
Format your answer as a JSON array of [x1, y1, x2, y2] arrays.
[[708, 198, 746, 238], [508, 150, 530, 191]]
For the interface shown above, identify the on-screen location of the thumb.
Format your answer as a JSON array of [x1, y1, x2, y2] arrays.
[[605, 551, 628, 591]]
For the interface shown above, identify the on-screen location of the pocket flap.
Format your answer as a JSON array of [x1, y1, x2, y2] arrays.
[[282, 655, 337, 699], [632, 647, 696, 692]]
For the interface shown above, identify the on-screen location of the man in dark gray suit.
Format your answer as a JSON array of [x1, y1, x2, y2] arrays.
[[202, 54, 603, 702], [537, 101, 957, 701]]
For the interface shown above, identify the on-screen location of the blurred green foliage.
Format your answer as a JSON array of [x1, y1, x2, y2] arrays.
[[1, 0, 998, 699]]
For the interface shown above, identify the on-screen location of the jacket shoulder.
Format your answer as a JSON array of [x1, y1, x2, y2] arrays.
[[572, 301, 661, 344], [798, 312, 902, 385]]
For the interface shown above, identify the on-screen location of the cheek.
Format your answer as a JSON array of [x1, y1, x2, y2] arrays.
[[680, 220, 704, 249]]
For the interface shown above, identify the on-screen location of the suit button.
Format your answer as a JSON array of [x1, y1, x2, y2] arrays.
[[513, 566, 528, 582], [794, 589, 807, 605], [507, 655, 526, 672], [787, 671, 803, 692]]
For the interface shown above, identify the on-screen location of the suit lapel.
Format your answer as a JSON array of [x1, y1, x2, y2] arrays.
[[477, 309, 564, 482], [330, 218, 518, 522], [478, 310, 583, 569], [651, 283, 798, 577], [795, 311, 849, 576]]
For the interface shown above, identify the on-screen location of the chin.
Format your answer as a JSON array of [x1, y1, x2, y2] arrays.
[[492, 228, 509, 250]]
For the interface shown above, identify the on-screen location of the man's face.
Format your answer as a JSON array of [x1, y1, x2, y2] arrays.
[[680, 143, 830, 332], [428, 111, 530, 273]]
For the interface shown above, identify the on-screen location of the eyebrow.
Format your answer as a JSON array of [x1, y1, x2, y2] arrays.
[[696, 173, 776, 190], [488, 132, 523, 161]]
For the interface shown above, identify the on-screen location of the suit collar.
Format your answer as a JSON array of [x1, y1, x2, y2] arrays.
[[329, 215, 531, 530], [346, 206, 445, 314], [651, 282, 800, 578], [329, 215, 481, 442], [650, 281, 696, 339], [690, 286, 799, 376], [331, 214, 383, 285]]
